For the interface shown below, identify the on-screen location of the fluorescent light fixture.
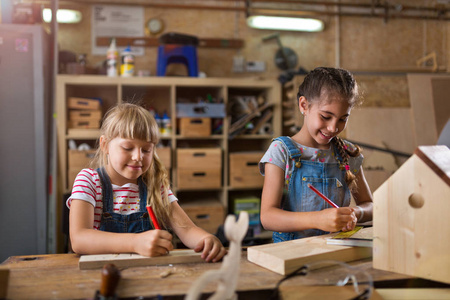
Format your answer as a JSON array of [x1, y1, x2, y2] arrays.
[[247, 15, 324, 32], [43, 8, 82, 23]]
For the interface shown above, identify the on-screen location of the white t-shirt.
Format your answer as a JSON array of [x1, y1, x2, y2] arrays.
[[66, 168, 177, 229]]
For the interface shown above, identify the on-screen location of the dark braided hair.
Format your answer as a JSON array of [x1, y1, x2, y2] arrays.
[[298, 67, 362, 191], [334, 136, 360, 192], [297, 67, 361, 107]]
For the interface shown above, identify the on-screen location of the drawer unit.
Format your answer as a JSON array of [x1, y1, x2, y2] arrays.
[[181, 200, 225, 234], [68, 149, 96, 187], [177, 168, 221, 189], [177, 148, 221, 169], [177, 148, 222, 189], [68, 119, 101, 129], [68, 97, 101, 110], [179, 117, 211, 137], [157, 147, 172, 168], [69, 110, 102, 121], [229, 152, 264, 188], [68, 149, 96, 169]]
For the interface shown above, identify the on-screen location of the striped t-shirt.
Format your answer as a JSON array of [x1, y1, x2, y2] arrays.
[[66, 168, 177, 230]]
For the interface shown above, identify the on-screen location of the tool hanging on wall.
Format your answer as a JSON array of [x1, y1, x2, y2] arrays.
[[262, 33, 298, 71]]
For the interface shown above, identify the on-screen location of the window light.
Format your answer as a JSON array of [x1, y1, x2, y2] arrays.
[[42, 8, 82, 23], [247, 15, 324, 32]]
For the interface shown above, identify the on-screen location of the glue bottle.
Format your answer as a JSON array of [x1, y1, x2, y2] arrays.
[[120, 46, 135, 77], [106, 38, 119, 77]]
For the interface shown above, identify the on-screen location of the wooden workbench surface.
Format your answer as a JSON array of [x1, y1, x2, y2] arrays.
[[1, 251, 412, 299]]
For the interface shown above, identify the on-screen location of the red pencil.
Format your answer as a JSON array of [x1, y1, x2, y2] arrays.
[[146, 206, 161, 229], [307, 183, 339, 208]]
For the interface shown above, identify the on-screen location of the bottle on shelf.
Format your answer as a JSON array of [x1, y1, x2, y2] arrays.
[[161, 111, 172, 136], [106, 38, 119, 77], [120, 46, 135, 77], [154, 112, 163, 134]]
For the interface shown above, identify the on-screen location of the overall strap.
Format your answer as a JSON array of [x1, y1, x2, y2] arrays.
[[274, 136, 303, 167], [97, 167, 114, 212], [137, 177, 148, 211]]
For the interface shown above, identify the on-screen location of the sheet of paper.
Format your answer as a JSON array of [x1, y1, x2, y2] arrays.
[[91, 5, 144, 56]]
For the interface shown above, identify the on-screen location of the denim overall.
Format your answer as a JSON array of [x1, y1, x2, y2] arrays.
[[97, 168, 153, 233], [272, 136, 351, 243]]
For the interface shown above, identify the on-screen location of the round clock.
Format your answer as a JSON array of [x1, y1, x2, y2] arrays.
[[146, 18, 164, 35]]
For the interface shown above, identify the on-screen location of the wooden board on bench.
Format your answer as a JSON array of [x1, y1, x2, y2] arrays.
[[247, 232, 372, 275], [79, 249, 203, 270]]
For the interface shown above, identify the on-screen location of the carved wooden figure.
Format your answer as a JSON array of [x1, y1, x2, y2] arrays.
[[185, 211, 249, 300]]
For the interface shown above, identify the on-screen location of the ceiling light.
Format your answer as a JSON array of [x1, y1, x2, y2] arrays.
[[42, 8, 82, 23], [247, 15, 324, 32]]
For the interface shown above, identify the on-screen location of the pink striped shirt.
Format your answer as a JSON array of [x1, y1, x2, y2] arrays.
[[66, 168, 177, 229]]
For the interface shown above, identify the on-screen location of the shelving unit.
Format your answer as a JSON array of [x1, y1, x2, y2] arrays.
[[56, 75, 281, 235]]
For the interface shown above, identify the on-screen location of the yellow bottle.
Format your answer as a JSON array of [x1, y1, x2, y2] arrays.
[[120, 46, 135, 77]]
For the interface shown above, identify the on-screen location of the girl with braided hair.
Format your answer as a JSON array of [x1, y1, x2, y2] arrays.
[[259, 67, 373, 242]]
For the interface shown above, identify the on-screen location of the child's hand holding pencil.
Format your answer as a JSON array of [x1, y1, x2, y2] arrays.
[[307, 183, 357, 232]]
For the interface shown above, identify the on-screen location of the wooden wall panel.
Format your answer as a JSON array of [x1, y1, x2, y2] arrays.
[[53, 3, 449, 80], [407, 74, 450, 146]]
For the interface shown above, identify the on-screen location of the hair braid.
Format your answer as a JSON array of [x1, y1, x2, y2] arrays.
[[334, 136, 360, 193], [144, 153, 172, 229]]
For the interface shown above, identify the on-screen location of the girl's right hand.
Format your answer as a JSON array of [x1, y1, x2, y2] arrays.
[[316, 207, 356, 232], [133, 229, 174, 257]]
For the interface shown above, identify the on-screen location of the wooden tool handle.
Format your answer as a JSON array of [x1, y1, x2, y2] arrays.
[[100, 263, 121, 298]]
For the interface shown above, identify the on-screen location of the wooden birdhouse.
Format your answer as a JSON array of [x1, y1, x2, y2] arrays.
[[373, 145, 450, 284]]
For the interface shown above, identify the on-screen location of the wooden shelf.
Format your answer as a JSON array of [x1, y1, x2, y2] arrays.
[[67, 129, 100, 139], [57, 75, 281, 235]]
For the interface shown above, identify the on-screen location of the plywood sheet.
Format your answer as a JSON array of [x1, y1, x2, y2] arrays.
[[79, 249, 203, 270], [345, 107, 416, 155], [247, 233, 372, 275], [407, 74, 450, 146]]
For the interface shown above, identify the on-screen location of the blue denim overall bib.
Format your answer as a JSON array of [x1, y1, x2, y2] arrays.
[[272, 136, 351, 243], [97, 168, 153, 233]]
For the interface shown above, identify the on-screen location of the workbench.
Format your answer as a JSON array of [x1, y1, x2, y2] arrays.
[[1, 250, 442, 299]]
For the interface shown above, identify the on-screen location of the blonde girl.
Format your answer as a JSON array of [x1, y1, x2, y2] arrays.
[[259, 67, 373, 242], [67, 103, 226, 261]]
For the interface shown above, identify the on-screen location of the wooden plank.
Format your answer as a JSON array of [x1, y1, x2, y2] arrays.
[[0, 268, 9, 299], [79, 249, 204, 270], [247, 233, 372, 275], [376, 288, 450, 300], [280, 286, 384, 300], [373, 147, 450, 284], [96, 37, 244, 48]]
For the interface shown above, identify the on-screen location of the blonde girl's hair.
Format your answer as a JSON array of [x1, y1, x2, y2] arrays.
[[297, 67, 362, 191], [90, 102, 172, 228]]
